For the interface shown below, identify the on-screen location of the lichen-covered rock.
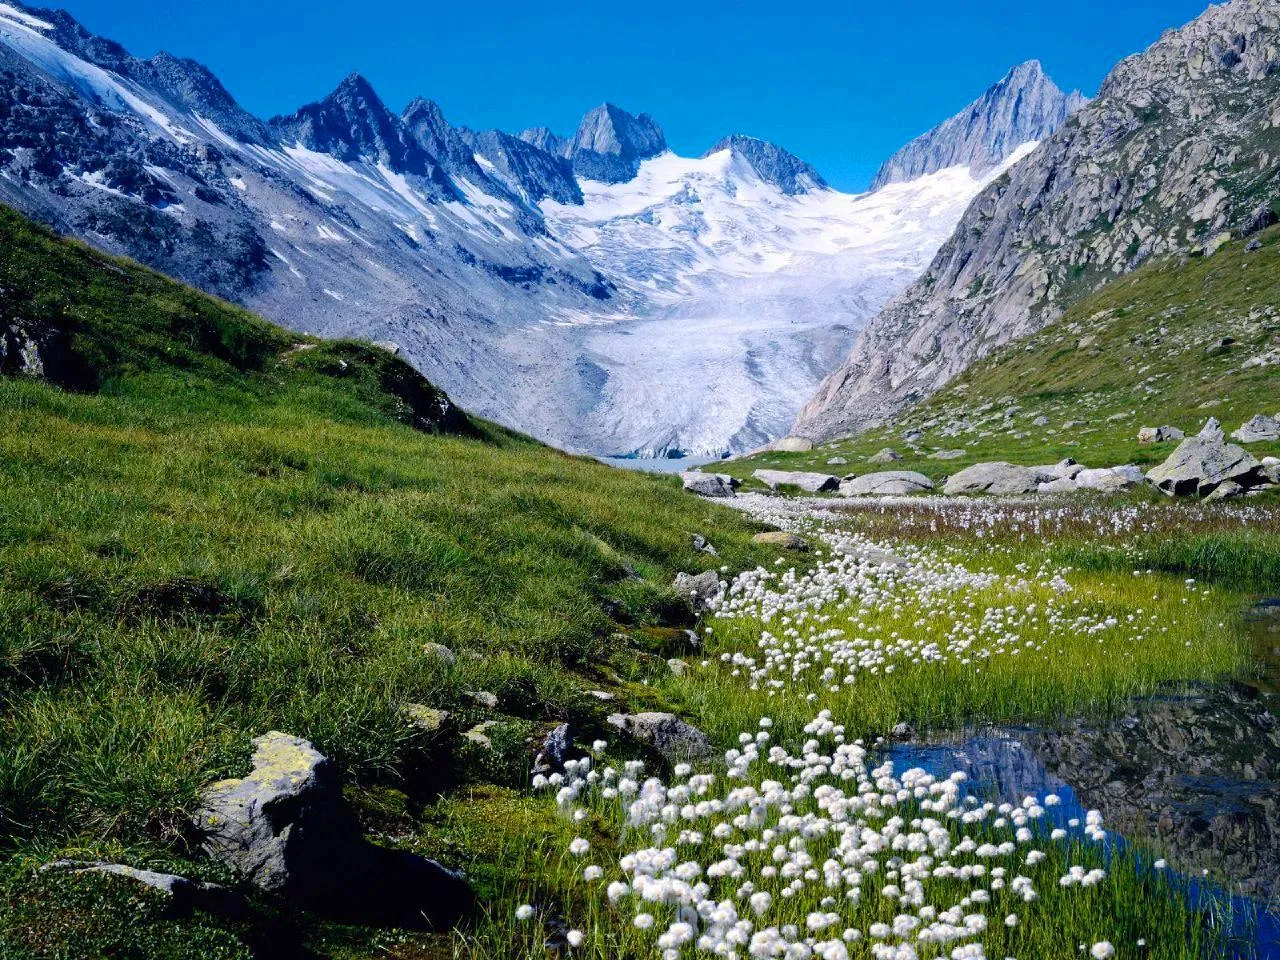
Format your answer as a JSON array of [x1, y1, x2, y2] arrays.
[[1074, 468, 1137, 493], [840, 471, 935, 496], [1139, 425, 1185, 444], [40, 861, 239, 917], [195, 732, 472, 928], [606, 712, 712, 762], [943, 462, 1039, 496], [752, 531, 811, 551]]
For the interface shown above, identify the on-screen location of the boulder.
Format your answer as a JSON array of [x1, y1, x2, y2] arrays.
[[681, 472, 737, 498], [1037, 477, 1078, 494], [691, 533, 717, 555], [195, 732, 472, 928], [1111, 465, 1146, 485], [943, 462, 1039, 496], [826, 457, 848, 466], [673, 570, 722, 613], [1075, 468, 1137, 493], [839, 471, 935, 496], [1232, 414, 1280, 444], [606, 712, 712, 762], [931, 449, 965, 460], [752, 469, 840, 493], [1146, 437, 1262, 497], [1205, 481, 1246, 503], [1198, 417, 1225, 442], [752, 531, 810, 551], [772, 437, 813, 453], [1261, 462, 1280, 484], [1139, 426, 1185, 444], [404, 704, 449, 734], [868, 448, 903, 464]]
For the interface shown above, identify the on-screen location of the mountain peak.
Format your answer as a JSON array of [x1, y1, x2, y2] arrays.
[[705, 135, 828, 195], [870, 61, 1087, 190], [270, 73, 432, 175], [568, 103, 666, 183]]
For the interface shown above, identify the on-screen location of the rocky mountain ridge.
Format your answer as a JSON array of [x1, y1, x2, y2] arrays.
[[795, 0, 1280, 442], [0, 0, 1077, 456], [871, 60, 1087, 190]]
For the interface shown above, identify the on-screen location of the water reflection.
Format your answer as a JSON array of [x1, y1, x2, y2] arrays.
[[892, 606, 1279, 956]]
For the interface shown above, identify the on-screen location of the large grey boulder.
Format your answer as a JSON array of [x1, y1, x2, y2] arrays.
[[1037, 477, 1078, 494], [681, 472, 738, 498], [673, 570, 722, 613], [606, 712, 712, 762], [752, 469, 840, 493], [772, 437, 813, 453], [840, 471, 935, 496], [943, 462, 1039, 496], [1146, 437, 1262, 497], [752, 531, 810, 551], [195, 732, 472, 928], [1232, 415, 1280, 444], [1075, 467, 1137, 493]]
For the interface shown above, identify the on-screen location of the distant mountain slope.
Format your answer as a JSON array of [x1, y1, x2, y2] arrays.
[[871, 60, 1087, 190], [0, 0, 1073, 457], [729, 225, 1280, 486], [796, 0, 1280, 443]]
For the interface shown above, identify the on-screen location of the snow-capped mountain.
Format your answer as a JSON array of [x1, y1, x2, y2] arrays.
[[0, 1, 1076, 456]]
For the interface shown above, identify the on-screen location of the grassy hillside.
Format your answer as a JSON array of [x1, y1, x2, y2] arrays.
[[0, 206, 779, 956], [730, 226, 1280, 485]]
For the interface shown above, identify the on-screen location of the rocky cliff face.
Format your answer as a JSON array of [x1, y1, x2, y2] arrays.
[[565, 103, 667, 183], [703, 135, 828, 195], [871, 60, 1086, 190], [795, 0, 1280, 442]]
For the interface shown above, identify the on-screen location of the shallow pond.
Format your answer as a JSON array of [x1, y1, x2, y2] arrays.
[[894, 603, 1280, 958]]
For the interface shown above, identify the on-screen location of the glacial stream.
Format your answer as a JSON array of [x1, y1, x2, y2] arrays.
[[893, 603, 1280, 958]]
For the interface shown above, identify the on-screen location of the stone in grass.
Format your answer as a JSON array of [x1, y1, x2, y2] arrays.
[[404, 704, 450, 734], [1138, 426, 1185, 444], [691, 533, 717, 555], [931, 449, 965, 460], [465, 690, 499, 709], [681, 472, 737, 498], [195, 732, 473, 928], [421, 642, 456, 665], [868, 448, 903, 464], [752, 531, 811, 551], [1146, 437, 1261, 497], [1232, 414, 1280, 444], [1037, 477, 1078, 494], [532, 722, 578, 777], [826, 457, 849, 466], [40, 861, 241, 918], [943, 462, 1039, 496], [606, 712, 712, 762], [752, 469, 840, 493], [839, 471, 934, 496], [673, 570, 722, 613], [1198, 417, 1225, 442], [1074, 468, 1137, 493]]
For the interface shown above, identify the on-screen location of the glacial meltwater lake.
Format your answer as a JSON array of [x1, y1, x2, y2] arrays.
[[894, 604, 1280, 958]]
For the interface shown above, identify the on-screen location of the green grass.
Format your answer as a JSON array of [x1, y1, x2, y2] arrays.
[[727, 227, 1280, 487], [0, 204, 1272, 958]]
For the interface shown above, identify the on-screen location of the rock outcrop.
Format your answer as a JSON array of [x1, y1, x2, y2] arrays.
[[871, 60, 1086, 189], [752, 470, 840, 493], [195, 732, 472, 928], [840, 471, 935, 496], [1145, 436, 1262, 496], [681, 472, 738, 498], [796, 0, 1280, 441], [606, 712, 712, 762], [943, 462, 1039, 496]]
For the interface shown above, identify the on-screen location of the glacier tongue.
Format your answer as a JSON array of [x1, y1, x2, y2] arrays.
[[538, 144, 1040, 457]]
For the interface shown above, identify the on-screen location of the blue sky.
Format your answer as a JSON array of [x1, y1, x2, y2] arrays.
[[60, 0, 1207, 191]]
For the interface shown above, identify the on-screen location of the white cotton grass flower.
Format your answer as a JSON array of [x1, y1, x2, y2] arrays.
[[1091, 943, 1116, 959], [568, 837, 590, 857], [515, 903, 534, 921], [565, 929, 584, 947]]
